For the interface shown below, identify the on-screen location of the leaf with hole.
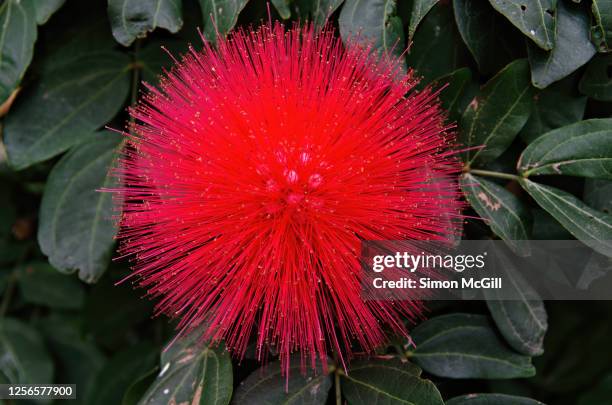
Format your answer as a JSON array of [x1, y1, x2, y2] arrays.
[[461, 59, 535, 166], [108, 0, 183, 46], [489, 0, 556, 50], [519, 179, 612, 257], [411, 313, 536, 379], [518, 119, 612, 179], [461, 173, 532, 256], [527, 0, 595, 89], [38, 134, 121, 283]]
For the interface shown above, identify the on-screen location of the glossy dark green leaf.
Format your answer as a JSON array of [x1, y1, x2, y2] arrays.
[[591, 0, 612, 52], [408, 0, 438, 39], [18, 261, 85, 309], [38, 134, 121, 283], [579, 54, 612, 101], [0, 318, 54, 384], [519, 179, 612, 257], [339, 0, 405, 63], [34, 0, 65, 24], [406, 3, 470, 84], [108, 0, 183, 46], [341, 358, 444, 405], [578, 372, 612, 405], [584, 179, 612, 213], [518, 119, 612, 179], [527, 0, 595, 89], [87, 343, 158, 405], [138, 332, 233, 405], [199, 0, 248, 41], [461, 173, 532, 256], [4, 51, 130, 170], [489, 0, 556, 50], [447, 393, 545, 404], [0, 0, 37, 104], [519, 79, 587, 143], [235, 357, 331, 404], [461, 59, 535, 166], [484, 250, 547, 356], [433, 68, 476, 123], [411, 313, 536, 379], [453, 0, 522, 75]]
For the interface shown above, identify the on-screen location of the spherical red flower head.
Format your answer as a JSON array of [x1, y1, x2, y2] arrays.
[[112, 22, 462, 374]]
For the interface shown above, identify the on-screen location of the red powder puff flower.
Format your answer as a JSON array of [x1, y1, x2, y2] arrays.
[[111, 22, 462, 375]]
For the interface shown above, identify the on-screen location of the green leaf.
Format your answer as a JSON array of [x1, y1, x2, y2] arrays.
[[518, 119, 612, 179], [411, 313, 536, 379], [138, 332, 233, 405], [461, 173, 532, 256], [294, 0, 344, 27], [4, 50, 130, 170], [339, 0, 405, 63], [578, 372, 612, 405], [453, 0, 522, 75], [87, 343, 158, 405], [137, 39, 187, 84], [584, 179, 612, 213], [0, 0, 37, 104], [461, 59, 535, 166], [406, 3, 470, 84], [37, 315, 106, 405], [18, 261, 85, 309], [591, 0, 612, 52], [408, 0, 438, 40], [527, 0, 595, 89], [0, 318, 54, 384], [484, 250, 547, 356], [199, 0, 248, 41], [340, 358, 444, 405], [271, 0, 291, 19], [122, 367, 158, 405], [38, 134, 121, 283], [447, 393, 545, 404], [519, 179, 612, 257], [579, 54, 612, 101], [34, 0, 66, 24], [489, 0, 556, 50], [519, 79, 587, 143], [433, 68, 476, 124], [108, 0, 183, 46], [234, 357, 331, 404]]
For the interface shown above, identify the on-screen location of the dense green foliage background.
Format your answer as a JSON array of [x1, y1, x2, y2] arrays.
[[1, 0, 612, 404]]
